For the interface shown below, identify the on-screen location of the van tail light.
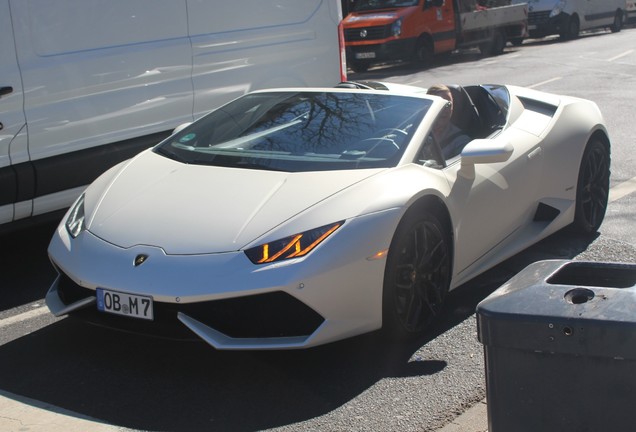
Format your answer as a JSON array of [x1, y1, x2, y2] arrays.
[[338, 20, 348, 82]]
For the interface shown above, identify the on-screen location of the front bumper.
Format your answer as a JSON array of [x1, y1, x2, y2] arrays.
[[527, 11, 569, 38], [345, 37, 417, 66], [46, 209, 400, 349]]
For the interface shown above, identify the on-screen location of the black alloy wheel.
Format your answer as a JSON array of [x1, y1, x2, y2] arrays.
[[572, 138, 610, 234], [383, 210, 451, 337]]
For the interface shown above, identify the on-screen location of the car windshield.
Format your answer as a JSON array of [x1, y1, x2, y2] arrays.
[[353, 0, 420, 11], [156, 91, 431, 172]]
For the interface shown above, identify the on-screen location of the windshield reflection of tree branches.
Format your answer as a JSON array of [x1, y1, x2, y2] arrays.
[[161, 91, 431, 171]]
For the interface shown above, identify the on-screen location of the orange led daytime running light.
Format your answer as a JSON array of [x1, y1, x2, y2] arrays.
[[288, 223, 341, 258], [255, 223, 342, 264], [258, 234, 303, 263]]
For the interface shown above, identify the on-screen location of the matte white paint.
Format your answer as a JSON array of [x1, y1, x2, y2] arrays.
[[46, 84, 609, 349]]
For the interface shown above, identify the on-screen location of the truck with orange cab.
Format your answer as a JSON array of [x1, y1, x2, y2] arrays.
[[342, 0, 528, 72]]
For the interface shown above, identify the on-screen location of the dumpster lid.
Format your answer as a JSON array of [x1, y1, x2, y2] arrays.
[[477, 260, 636, 359]]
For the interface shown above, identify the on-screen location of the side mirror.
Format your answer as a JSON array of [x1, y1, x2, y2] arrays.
[[460, 139, 513, 165], [172, 122, 192, 135], [458, 139, 513, 179]]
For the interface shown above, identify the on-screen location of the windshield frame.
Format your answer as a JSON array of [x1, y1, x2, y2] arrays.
[[155, 90, 433, 173]]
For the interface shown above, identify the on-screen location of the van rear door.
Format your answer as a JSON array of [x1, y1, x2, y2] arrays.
[[0, 0, 28, 224]]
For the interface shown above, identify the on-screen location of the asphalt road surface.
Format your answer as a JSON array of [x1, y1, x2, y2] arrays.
[[1, 27, 635, 432]]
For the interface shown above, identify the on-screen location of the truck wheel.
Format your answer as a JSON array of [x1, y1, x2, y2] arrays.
[[480, 31, 505, 56], [560, 15, 579, 40], [350, 61, 369, 73], [413, 38, 434, 68], [610, 10, 623, 33]]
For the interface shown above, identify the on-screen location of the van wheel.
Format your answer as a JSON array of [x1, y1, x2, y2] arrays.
[[571, 138, 610, 234], [350, 61, 369, 73], [510, 37, 524, 47], [560, 15, 580, 40], [610, 10, 623, 33], [413, 38, 434, 68]]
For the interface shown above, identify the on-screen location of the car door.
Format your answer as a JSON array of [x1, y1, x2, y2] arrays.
[[442, 129, 544, 284], [0, 0, 28, 224], [428, 0, 456, 53], [580, 0, 613, 29]]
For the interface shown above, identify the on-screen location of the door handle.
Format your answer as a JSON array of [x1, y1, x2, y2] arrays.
[[0, 86, 13, 98]]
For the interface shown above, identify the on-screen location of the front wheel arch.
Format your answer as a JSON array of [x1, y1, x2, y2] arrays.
[[381, 196, 454, 338], [571, 132, 611, 234]]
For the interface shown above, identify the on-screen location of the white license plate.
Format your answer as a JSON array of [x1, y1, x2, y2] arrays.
[[96, 288, 154, 320], [528, 24, 537, 30], [355, 52, 376, 59]]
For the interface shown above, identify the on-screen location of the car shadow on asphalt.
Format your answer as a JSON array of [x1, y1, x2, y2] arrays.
[[0, 317, 446, 431], [0, 230, 596, 431]]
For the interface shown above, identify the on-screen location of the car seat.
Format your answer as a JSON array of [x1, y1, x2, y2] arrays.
[[447, 85, 482, 138]]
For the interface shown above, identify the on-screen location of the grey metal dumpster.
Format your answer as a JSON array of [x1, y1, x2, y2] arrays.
[[477, 260, 636, 432]]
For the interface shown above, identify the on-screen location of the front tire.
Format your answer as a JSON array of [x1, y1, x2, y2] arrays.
[[572, 138, 610, 234], [413, 37, 434, 69], [350, 61, 370, 73], [382, 209, 451, 338], [610, 10, 623, 33], [560, 15, 580, 40]]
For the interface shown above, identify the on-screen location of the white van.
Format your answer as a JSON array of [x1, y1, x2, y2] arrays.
[[627, 1, 636, 23], [0, 0, 345, 230], [511, 0, 626, 40]]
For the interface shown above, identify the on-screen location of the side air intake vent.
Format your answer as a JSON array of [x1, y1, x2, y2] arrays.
[[533, 202, 561, 222]]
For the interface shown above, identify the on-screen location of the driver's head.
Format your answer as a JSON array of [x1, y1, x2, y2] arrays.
[[427, 84, 453, 112], [427, 84, 453, 132]]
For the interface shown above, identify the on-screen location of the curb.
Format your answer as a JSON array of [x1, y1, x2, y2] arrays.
[[1, 389, 488, 432], [0, 391, 124, 432], [437, 398, 488, 432]]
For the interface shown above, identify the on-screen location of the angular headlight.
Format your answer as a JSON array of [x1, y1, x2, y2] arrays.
[[550, 0, 566, 18], [391, 18, 403, 37], [244, 221, 343, 264], [65, 193, 86, 238]]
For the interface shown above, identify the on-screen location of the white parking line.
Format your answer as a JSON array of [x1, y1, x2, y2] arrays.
[[528, 77, 562, 89], [609, 176, 636, 203], [607, 49, 634, 62], [0, 390, 121, 432], [406, 79, 424, 86], [0, 306, 49, 329]]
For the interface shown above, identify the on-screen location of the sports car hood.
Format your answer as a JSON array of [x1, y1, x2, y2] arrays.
[[87, 150, 381, 254]]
